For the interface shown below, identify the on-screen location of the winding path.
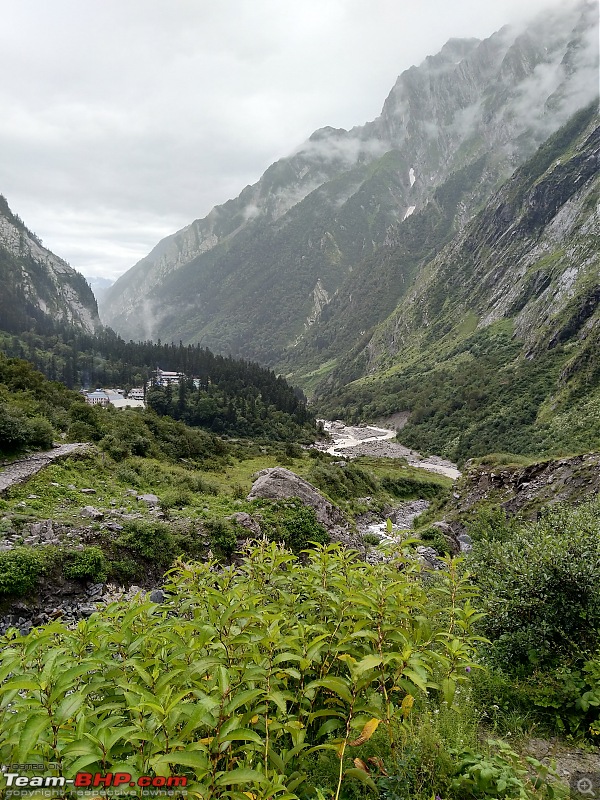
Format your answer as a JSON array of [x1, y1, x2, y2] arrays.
[[0, 444, 90, 495]]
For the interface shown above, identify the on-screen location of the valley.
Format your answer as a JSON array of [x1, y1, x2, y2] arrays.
[[0, 2, 598, 797]]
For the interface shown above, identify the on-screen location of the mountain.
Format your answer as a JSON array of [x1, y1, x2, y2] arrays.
[[317, 103, 599, 461], [86, 276, 114, 305], [102, 0, 598, 373], [0, 195, 99, 335]]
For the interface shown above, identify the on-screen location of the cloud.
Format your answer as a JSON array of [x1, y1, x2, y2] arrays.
[[0, 0, 591, 279]]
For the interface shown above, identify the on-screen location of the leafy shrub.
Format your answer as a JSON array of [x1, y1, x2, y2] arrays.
[[469, 498, 600, 670], [380, 475, 447, 500], [159, 489, 194, 511], [63, 547, 109, 582], [307, 461, 377, 501], [0, 547, 48, 596], [464, 505, 520, 543], [252, 499, 329, 552], [25, 416, 54, 449], [0, 542, 482, 799], [109, 557, 141, 582], [419, 525, 452, 555], [204, 518, 237, 558], [450, 739, 565, 799], [66, 420, 100, 443], [115, 520, 175, 565], [363, 532, 383, 546]]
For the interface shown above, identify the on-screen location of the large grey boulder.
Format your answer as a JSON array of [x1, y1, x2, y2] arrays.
[[247, 468, 364, 553]]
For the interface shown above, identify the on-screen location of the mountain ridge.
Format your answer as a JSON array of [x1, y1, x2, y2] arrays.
[[0, 195, 99, 335], [101, 0, 598, 360]]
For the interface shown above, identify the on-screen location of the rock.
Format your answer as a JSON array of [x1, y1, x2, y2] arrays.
[[416, 545, 445, 570], [393, 500, 430, 528], [247, 467, 364, 552], [149, 589, 166, 603], [431, 521, 461, 555], [80, 488, 96, 494], [136, 494, 159, 505], [457, 533, 473, 553], [102, 522, 124, 532], [28, 494, 40, 499], [81, 506, 104, 520], [227, 512, 262, 537], [78, 606, 96, 617]]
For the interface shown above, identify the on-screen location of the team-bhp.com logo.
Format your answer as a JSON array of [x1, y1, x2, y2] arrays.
[[3, 769, 187, 793]]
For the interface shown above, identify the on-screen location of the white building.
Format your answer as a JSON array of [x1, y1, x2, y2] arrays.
[[85, 390, 109, 406]]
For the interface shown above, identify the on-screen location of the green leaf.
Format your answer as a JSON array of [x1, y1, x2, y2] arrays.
[[17, 714, 51, 761], [55, 692, 86, 724], [441, 677, 456, 706], [402, 668, 428, 693], [215, 768, 267, 786], [152, 750, 209, 772], [218, 728, 263, 745], [345, 768, 378, 791], [225, 688, 264, 715], [305, 677, 353, 704], [354, 655, 383, 675], [1, 678, 40, 692]]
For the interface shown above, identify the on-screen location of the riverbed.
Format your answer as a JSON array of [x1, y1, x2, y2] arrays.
[[315, 420, 461, 480]]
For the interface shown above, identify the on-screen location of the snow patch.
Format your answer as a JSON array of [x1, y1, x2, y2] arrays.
[[403, 206, 416, 221], [409, 168, 416, 187]]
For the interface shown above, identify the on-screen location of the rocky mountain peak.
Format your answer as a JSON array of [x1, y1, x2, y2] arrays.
[[0, 195, 99, 334]]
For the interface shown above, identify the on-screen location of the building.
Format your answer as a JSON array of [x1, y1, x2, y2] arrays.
[[128, 388, 145, 401], [85, 390, 109, 406], [151, 368, 185, 387]]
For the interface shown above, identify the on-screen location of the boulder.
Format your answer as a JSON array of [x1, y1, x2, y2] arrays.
[[81, 506, 104, 520], [247, 467, 364, 552], [136, 494, 159, 506], [227, 512, 262, 537]]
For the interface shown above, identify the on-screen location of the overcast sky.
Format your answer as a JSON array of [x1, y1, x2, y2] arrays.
[[0, 0, 589, 281]]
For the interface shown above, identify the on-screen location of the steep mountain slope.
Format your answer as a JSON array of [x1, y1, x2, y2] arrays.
[[102, 1, 598, 366], [316, 104, 599, 462], [0, 195, 99, 335]]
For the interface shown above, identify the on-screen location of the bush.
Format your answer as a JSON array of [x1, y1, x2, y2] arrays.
[[0, 547, 48, 596], [115, 520, 175, 565], [0, 543, 483, 799], [380, 474, 447, 500], [159, 489, 193, 511], [469, 498, 600, 671], [63, 547, 109, 582], [307, 461, 377, 501], [252, 499, 330, 552], [419, 525, 452, 555], [25, 416, 54, 449], [204, 519, 237, 558]]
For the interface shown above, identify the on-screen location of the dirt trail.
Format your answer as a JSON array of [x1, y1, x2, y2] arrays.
[[0, 444, 90, 495]]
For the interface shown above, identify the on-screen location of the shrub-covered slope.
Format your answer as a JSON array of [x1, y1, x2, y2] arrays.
[[316, 104, 600, 462]]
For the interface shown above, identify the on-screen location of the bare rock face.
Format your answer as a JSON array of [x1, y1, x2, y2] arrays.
[[247, 467, 365, 553]]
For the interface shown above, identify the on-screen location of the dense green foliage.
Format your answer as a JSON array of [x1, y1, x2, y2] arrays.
[[249, 500, 329, 552], [317, 323, 600, 462], [145, 375, 312, 441], [0, 542, 562, 800], [0, 345, 314, 457], [467, 497, 600, 739]]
